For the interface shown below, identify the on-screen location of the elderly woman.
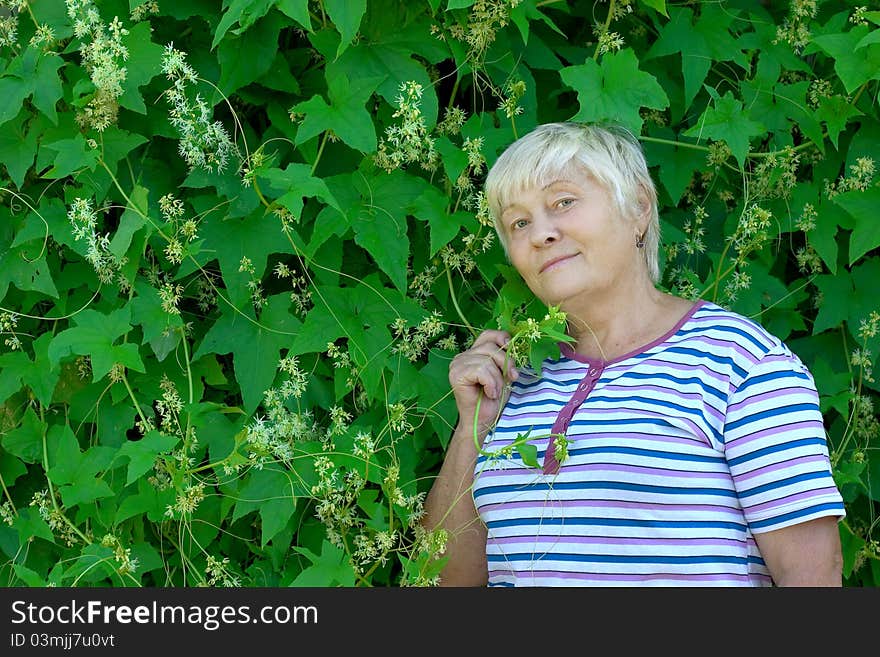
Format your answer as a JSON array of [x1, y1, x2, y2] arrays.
[[423, 122, 845, 587]]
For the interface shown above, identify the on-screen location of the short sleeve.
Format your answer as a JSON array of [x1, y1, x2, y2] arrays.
[[723, 344, 845, 534]]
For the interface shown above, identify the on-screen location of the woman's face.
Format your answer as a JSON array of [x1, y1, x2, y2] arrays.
[[499, 165, 644, 312]]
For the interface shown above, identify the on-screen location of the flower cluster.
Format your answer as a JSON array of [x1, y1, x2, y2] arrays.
[[1, 311, 20, 351], [730, 204, 773, 263], [0, 500, 15, 526], [30, 489, 81, 547], [752, 147, 800, 200], [100, 534, 139, 577], [164, 482, 205, 518], [774, 0, 817, 54], [0, 0, 25, 49], [67, 198, 124, 284], [244, 381, 317, 467], [497, 80, 526, 120], [130, 0, 159, 22], [461, 0, 522, 64], [203, 555, 241, 587], [391, 311, 446, 362], [28, 23, 57, 50], [159, 193, 199, 265], [274, 262, 312, 316], [375, 81, 438, 172], [66, 0, 130, 131], [327, 341, 359, 390], [437, 106, 467, 135], [161, 43, 237, 173], [825, 156, 876, 198]]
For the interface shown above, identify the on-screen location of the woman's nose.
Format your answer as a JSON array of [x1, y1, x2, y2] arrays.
[[530, 212, 560, 246]]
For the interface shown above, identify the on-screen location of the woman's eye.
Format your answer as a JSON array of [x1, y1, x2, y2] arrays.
[[556, 198, 575, 209], [512, 218, 528, 230]]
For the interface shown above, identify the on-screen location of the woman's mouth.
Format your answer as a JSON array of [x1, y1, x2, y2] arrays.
[[540, 254, 578, 273]]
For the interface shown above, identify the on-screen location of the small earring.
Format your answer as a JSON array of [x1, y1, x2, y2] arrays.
[[636, 234, 645, 249]]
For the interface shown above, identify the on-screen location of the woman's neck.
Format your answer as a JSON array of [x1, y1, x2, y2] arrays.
[[563, 282, 686, 362]]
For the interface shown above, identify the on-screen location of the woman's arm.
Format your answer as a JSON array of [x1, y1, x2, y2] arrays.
[[422, 423, 488, 586], [752, 516, 843, 586], [421, 330, 517, 586]]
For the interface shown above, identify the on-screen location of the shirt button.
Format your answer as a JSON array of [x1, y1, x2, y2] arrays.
[[578, 383, 588, 391], [588, 367, 600, 376]]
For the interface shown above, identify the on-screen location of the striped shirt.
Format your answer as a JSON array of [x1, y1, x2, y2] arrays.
[[472, 300, 845, 586]]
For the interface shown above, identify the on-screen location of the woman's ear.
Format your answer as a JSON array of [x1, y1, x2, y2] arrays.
[[635, 184, 652, 233]]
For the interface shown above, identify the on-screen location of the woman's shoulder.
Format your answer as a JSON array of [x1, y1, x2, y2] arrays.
[[684, 299, 789, 355]]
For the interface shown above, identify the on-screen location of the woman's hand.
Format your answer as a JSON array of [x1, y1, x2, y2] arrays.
[[448, 329, 519, 438]]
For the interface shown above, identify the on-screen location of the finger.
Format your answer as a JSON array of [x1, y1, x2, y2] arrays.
[[450, 358, 506, 399], [469, 329, 511, 351]]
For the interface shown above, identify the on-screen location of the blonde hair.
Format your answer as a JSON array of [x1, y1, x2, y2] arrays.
[[485, 122, 661, 283]]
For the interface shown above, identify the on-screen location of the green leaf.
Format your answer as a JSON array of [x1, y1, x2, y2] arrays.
[[212, 0, 276, 49], [293, 73, 382, 153], [817, 95, 862, 149], [12, 564, 46, 587], [644, 8, 710, 109], [811, 26, 880, 95], [832, 187, 880, 265], [0, 112, 39, 188], [834, 458, 868, 493], [232, 466, 297, 546], [47, 306, 146, 381], [58, 476, 116, 507], [130, 280, 184, 361], [813, 271, 853, 335], [117, 430, 181, 486], [196, 208, 288, 309], [325, 0, 367, 60], [23, 334, 61, 406], [289, 279, 420, 400], [290, 539, 356, 586], [810, 198, 850, 275], [639, 0, 667, 15], [46, 423, 115, 487], [217, 15, 281, 95], [0, 75, 29, 125], [108, 185, 149, 260], [0, 448, 28, 488], [41, 134, 100, 179], [333, 41, 439, 129], [561, 48, 669, 135], [116, 477, 176, 524], [642, 130, 705, 205], [413, 185, 467, 257], [194, 294, 301, 414], [446, 0, 475, 9], [276, 0, 312, 31], [509, 0, 566, 45], [0, 352, 27, 404], [351, 169, 427, 292], [516, 440, 539, 468], [0, 407, 44, 464], [13, 507, 55, 545], [0, 242, 59, 302], [258, 162, 341, 219], [31, 52, 64, 124], [683, 89, 765, 169]]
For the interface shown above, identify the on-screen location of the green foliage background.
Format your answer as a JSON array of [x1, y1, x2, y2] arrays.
[[1, 0, 879, 586]]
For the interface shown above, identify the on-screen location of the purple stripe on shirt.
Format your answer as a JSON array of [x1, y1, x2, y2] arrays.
[[486, 534, 748, 547], [478, 498, 742, 516], [740, 487, 842, 515], [727, 385, 815, 414], [487, 570, 764, 583], [724, 418, 826, 446], [734, 454, 831, 482]]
